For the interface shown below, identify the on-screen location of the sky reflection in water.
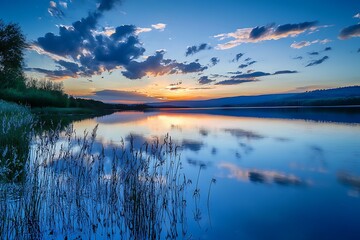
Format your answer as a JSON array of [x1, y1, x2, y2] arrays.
[[74, 109, 360, 239]]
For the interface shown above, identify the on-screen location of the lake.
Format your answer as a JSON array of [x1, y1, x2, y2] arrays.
[[2, 107, 360, 239], [72, 107, 360, 239]]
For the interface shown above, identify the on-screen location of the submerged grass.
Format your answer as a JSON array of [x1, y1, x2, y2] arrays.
[[0, 120, 193, 239]]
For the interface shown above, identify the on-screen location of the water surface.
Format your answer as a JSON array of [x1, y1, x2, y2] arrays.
[[72, 108, 360, 239]]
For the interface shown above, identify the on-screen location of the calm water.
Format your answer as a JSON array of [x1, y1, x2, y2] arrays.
[[71, 108, 360, 240]]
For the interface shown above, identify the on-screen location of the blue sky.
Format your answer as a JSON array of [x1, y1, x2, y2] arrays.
[[1, 0, 359, 103]]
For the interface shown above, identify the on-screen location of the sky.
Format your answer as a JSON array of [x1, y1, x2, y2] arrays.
[[1, 0, 360, 103]]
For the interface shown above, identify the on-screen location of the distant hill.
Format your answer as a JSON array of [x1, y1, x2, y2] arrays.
[[149, 86, 360, 108]]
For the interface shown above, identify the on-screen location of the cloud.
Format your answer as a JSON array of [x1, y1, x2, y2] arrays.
[[248, 60, 256, 66], [354, 13, 360, 19], [121, 50, 207, 79], [185, 43, 211, 56], [290, 39, 331, 49], [339, 24, 360, 39], [273, 70, 298, 75], [232, 53, 244, 62], [151, 23, 166, 31], [169, 81, 182, 86], [308, 51, 319, 55], [358, 48, 360, 53], [215, 21, 318, 49], [232, 71, 271, 79], [210, 57, 220, 66], [306, 56, 329, 67], [24, 67, 77, 79], [31, 0, 203, 81], [249, 24, 273, 39], [291, 40, 313, 49], [293, 56, 303, 60], [59, 1, 68, 8], [48, 1, 64, 18], [82, 89, 159, 104], [238, 64, 248, 69], [215, 79, 257, 85], [135, 27, 152, 34], [198, 76, 215, 85], [324, 47, 332, 51]]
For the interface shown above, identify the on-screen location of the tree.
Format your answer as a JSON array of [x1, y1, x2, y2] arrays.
[[0, 19, 27, 89]]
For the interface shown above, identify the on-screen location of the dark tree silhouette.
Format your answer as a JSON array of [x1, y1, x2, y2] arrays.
[[0, 19, 27, 89]]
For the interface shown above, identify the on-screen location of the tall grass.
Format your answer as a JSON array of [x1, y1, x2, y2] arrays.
[[0, 100, 33, 182], [0, 122, 192, 239]]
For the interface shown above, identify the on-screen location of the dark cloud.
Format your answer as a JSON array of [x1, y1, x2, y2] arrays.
[[232, 71, 271, 79], [238, 64, 248, 69], [293, 56, 303, 60], [308, 51, 319, 55], [250, 25, 272, 39], [82, 89, 159, 103], [306, 56, 329, 67], [273, 70, 298, 75], [122, 50, 207, 79], [185, 43, 211, 56], [169, 81, 182, 86], [36, 11, 102, 57], [32, 0, 157, 80], [244, 57, 251, 62], [339, 24, 360, 40], [248, 60, 257, 66], [198, 76, 215, 85], [358, 48, 360, 53], [227, 71, 242, 75], [215, 79, 257, 85], [324, 47, 332, 51], [233, 53, 244, 62], [121, 50, 171, 79], [210, 57, 220, 66], [275, 21, 318, 36], [176, 61, 208, 73], [111, 25, 137, 40]]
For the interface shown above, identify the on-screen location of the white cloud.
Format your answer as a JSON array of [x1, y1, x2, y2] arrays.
[[49, 1, 56, 7], [214, 22, 321, 50], [59, 1, 68, 8], [354, 13, 360, 19], [151, 23, 166, 31], [136, 27, 152, 34], [290, 39, 332, 49]]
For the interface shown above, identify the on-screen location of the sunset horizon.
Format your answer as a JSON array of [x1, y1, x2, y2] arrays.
[[1, 0, 359, 103]]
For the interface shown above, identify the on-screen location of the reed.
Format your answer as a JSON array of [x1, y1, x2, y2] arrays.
[[0, 121, 193, 239]]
